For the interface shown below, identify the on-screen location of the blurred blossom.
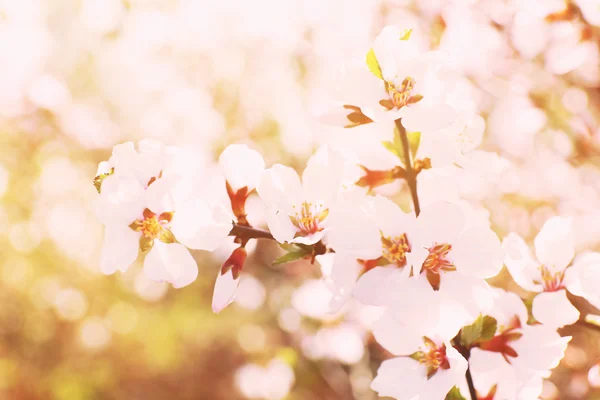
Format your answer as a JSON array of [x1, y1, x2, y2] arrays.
[[238, 324, 267, 353], [588, 363, 600, 388], [234, 274, 266, 311], [235, 358, 295, 400], [79, 316, 112, 350], [277, 308, 301, 333], [53, 288, 88, 322], [0, 164, 8, 198], [106, 302, 139, 335], [133, 272, 169, 302]]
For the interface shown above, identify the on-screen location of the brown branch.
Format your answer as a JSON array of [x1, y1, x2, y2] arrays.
[[394, 118, 421, 216], [452, 340, 479, 400], [229, 224, 274, 241]]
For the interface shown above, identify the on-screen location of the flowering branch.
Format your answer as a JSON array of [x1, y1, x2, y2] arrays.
[[453, 340, 478, 400], [229, 223, 275, 241], [394, 118, 421, 216]]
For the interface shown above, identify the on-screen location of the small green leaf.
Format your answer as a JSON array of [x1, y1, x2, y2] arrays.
[[383, 127, 421, 165], [408, 131, 421, 160], [366, 48, 383, 80], [273, 247, 313, 265], [400, 29, 413, 41], [445, 386, 467, 400], [460, 314, 498, 348]]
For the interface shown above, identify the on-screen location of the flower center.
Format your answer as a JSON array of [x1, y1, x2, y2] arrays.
[[421, 243, 455, 290], [410, 337, 450, 379], [380, 77, 423, 110], [290, 202, 329, 236], [381, 233, 411, 267], [129, 209, 175, 250], [141, 215, 163, 239], [539, 265, 565, 292]]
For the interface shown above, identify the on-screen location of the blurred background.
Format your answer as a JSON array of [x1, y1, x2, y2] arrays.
[[1, 0, 600, 399]]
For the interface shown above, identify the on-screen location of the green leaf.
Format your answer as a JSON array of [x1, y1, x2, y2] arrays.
[[460, 314, 498, 348], [382, 128, 421, 166], [366, 48, 383, 80], [400, 28, 413, 41], [408, 131, 421, 160], [445, 386, 467, 400], [273, 247, 313, 265]]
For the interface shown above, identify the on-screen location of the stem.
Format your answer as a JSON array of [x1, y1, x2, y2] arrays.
[[452, 341, 478, 400], [229, 224, 274, 241], [394, 118, 421, 216]]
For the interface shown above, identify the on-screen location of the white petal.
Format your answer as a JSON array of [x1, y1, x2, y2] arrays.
[[144, 242, 198, 288], [325, 255, 363, 312], [219, 144, 265, 191], [502, 233, 542, 292], [373, 195, 417, 238], [371, 357, 422, 400], [401, 103, 458, 133], [99, 225, 139, 274], [415, 201, 465, 246], [302, 146, 345, 205], [265, 209, 297, 244], [371, 310, 422, 355], [170, 200, 233, 251], [96, 175, 145, 226], [453, 225, 503, 278], [257, 164, 303, 210], [327, 195, 381, 259], [353, 267, 404, 306], [212, 269, 241, 314], [532, 290, 579, 328], [534, 216, 574, 270]]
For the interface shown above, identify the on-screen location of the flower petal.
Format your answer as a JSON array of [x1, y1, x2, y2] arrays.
[[100, 225, 140, 274], [453, 225, 503, 278], [532, 290, 579, 328], [219, 144, 265, 191], [143, 242, 198, 288], [212, 268, 241, 314], [534, 216, 574, 270], [502, 233, 542, 292], [414, 201, 465, 246], [353, 267, 404, 306], [170, 200, 233, 251]]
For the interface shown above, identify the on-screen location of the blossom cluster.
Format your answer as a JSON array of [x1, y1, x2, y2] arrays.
[[93, 24, 600, 400]]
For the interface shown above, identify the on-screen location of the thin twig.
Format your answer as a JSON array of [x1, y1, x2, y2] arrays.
[[394, 118, 421, 216], [229, 224, 274, 241], [452, 340, 478, 400]]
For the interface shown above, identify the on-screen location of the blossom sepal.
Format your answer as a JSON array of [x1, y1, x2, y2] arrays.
[[221, 246, 248, 280]]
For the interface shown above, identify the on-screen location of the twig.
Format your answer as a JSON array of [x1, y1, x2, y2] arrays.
[[229, 224, 274, 241], [394, 118, 421, 216], [452, 340, 478, 400]]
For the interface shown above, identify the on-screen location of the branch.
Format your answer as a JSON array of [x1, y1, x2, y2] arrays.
[[229, 224, 274, 241], [452, 341, 478, 400], [394, 118, 421, 216]]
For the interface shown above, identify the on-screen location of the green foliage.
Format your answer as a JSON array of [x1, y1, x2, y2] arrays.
[[382, 128, 421, 166], [445, 386, 467, 400], [460, 314, 498, 348], [273, 244, 313, 265], [366, 48, 383, 80]]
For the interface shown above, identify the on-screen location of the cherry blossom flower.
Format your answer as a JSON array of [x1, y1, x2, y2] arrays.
[[469, 289, 570, 400], [502, 216, 580, 327], [212, 144, 266, 313], [257, 147, 345, 245], [95, 141, 233, 288], [318, 25, 457, 132], [371, 332, 467, 400]]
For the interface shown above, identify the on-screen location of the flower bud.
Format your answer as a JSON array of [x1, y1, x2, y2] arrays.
[[221, 246, 247, 280]]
